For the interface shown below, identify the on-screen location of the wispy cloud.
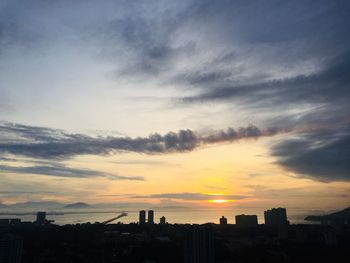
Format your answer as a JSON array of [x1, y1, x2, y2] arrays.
[[0, 191, 55, 195], [180, 53, 350, 130], [0, 163, 143, 181], [132, 192, 248, 201], [111, 160, 176, 166], [0, 0, 349, 187]]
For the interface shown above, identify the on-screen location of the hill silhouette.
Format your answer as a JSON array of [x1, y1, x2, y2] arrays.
[[305, 206, 350, 221], [63, 202, 91, 209]]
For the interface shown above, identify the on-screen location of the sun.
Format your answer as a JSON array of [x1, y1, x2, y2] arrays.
[[208, 199, 232, 204]]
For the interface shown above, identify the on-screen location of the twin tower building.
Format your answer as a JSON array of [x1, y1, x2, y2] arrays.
[[139, 210, 166, 225]]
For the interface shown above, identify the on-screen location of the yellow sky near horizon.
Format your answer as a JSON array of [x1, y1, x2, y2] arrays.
[[2, 135, 349, 214]]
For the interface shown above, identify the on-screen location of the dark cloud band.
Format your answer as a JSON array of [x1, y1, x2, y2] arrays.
[[272, 125, 350, 182], [0, 122, 286, 159]]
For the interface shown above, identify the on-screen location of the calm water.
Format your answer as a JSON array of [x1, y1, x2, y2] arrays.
[[0, 209, 311, 225]]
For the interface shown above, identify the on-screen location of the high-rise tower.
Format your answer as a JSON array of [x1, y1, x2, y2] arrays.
[[148, 210, 154, 224], [139, 210, 146, 224]]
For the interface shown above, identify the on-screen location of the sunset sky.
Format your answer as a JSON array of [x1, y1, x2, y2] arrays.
[[0, 0, 349, 214]]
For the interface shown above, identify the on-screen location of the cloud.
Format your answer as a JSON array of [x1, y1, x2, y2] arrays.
[[0, 122, 286, 159], [0, 191, 55, 195], [111, 160, 176, 166], [1, 1, 348, 131], [0, 0, 349, 186], [165, 1, 350, 138], [0, 156, 16, 162], [0, 163, 143, 180], [132, 192, 248, 201], [96, 0, 350, 83], [246, 185, 350, 201], [272, 125, 350, 182], [178, 49, 350, 169], [247, 173, 263, 178], [181, 52, 350, 121]]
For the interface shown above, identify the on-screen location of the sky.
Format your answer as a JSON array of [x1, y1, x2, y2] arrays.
[[0, 0, 349, 215]]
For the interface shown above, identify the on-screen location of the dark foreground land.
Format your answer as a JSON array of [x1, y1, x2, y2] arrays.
[[1, 222, 350, 263]]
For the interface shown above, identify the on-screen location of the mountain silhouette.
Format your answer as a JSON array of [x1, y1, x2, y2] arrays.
[[305, 207, 350, 221], [63, 202, 91, 209]]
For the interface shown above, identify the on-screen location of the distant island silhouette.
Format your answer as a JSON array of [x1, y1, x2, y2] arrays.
[[63, 202, 91, 209], [305, 207, 350, 222]]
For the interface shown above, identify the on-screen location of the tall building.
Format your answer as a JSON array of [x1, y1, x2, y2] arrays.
[[139, 210, 146, 224], [264, 207, 288, 229], [160, 216, 166, 224], [0, 234, 23, 263], [184, 224, 214, 263], [148, 210, 154, 224], [219, 216, 227, 225], [36, 211, 46, 225], [235, 214, 258, 228]]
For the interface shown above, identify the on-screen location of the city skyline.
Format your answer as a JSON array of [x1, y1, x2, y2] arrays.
[[0, 0, 349, 216]]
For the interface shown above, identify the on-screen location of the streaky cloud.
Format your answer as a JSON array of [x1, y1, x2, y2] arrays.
[[0, 122, 287, 159], [131, 192, 248, 201], [181, 52, 350, 110], [0, 191, 55, 195], [0, 163, 143, 181]]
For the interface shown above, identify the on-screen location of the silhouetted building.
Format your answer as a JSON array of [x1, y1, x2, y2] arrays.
[[0, 234, 23, 263], [235, 214, 258, 228], [184, 224, 214, 263], [9, 219, 21, 226], [0, 219, 21, 227], [160, 216, 166, 224], [323, 228, 337, 245], [219, 216, 227, 225], [0, 219, 10, 226], [139, 210, 146, 225], [148, 210, 154, 224], [264, 208, 288, 229], [36, 211, 46, 225], [320, 216, 350, 227]]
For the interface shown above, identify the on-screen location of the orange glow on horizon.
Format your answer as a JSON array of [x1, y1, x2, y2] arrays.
[[208, 199, 234, 203]]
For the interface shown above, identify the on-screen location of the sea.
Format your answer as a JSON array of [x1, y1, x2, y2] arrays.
[[0, 209, 314, 225]]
